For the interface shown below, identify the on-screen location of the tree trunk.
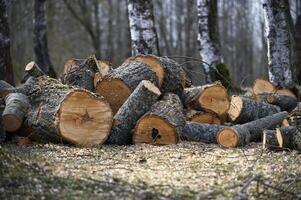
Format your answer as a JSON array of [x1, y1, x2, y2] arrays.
[[0, 0, 14, 85], [107, 80, 161, 145], [127, 0, 160, 56], [197, 0, 222, 83], [262, 0, 294, 88], [33, 0, 56, 78], [295, 15, 301, 83], [134, 93, 185, 145]]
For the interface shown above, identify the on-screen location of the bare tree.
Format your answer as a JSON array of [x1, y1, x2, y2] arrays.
[[262, 0, 294, 88], [127, 0, 160, 56], [0, 0, 14, 85], [34, 0, 56, 78]]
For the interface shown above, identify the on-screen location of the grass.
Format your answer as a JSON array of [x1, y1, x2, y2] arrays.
[[0, 141, 300, 199]]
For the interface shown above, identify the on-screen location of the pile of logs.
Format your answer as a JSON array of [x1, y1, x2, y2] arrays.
[[0, 55, 300, 151]]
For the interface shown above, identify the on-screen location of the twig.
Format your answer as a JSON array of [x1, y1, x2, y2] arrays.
[[237, 175, 260, 199]]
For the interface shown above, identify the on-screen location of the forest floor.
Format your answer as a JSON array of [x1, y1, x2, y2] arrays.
[[0, 141, 300, 199]]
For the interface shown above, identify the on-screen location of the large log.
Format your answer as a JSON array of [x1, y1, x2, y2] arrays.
[[252, 78, 276, 97], [217, 111, 288, 147], [107, 80, 161, 145], [228, 95, 280, 124], [182, 82, 230, 116], [263, 127, 301, 151], [2, 93, 30, 132], [95, 61, 158, 114], [256, 93, 297, 112], [133, 93, 185, 145], [125, 55, 191, 95], [24, 76, 113, 146], [185, 109, 221, 125], [182, 122, 225, 143]]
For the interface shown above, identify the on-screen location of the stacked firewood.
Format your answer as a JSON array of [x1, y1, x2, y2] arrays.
[[0, 55, 300, 151]]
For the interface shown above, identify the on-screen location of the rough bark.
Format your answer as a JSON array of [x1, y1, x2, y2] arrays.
[[182, 122, 224, 143], [107, 80, 161, 145], [127, 0, 160, 56], [262, 0, 294, 88], [33, 0, 56, 78], [228, 96, 281, 124], [217, 111, 288, 147], [197, 0, 222, 83], [256, 93, 297, 112], [185, 109, 221, 125], [0, 77, 37, 99], [2, 93, 30, 132], [0, 109, 5, 143], [295, 15, 301, 83], [0, 0, 14, 85], [134, 93, 185, 145]]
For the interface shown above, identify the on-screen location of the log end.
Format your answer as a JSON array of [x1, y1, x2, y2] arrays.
[[133, 115, 178, 145], [216, 127, 239, 148], [56, 90, 113, 146], [2, 114, 22, 132], [275, 89, 296, 97], [227, 95, 243, 121], [253, 79, 276, 95], [189, 113, 221, 125]]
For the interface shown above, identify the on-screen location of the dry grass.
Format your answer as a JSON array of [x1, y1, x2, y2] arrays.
[[0, 141, 300, 199]]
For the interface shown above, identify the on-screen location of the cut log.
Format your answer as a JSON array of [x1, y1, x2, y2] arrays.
[[182, 82, 230, 116], [25, 61, 45, 78], [182, 122, 225, 143], [24, 76, 113, 146], [0, 77, 37, 98], [64, 58, 84, 74], [252, 79, 276, 96], [275, 89, 296, 97], [95, 61, 158, 114], [93, 61, 112, 87], [228, 96, 280, 124], [256, 93, 297, 112], [133, 93, 185, 145], [2, 93, 30, 132], [263, 127, 301, 151], [125, 55, 191, 95], [0, 110, 5, 143], [186, 110, 221, 125], [217, 111, 288, 147], [107, 80, 161, 145]]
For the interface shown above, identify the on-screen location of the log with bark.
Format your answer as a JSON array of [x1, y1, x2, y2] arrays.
[[263, 126, 301, 151], [64, 58, 84, 74], [217, 111, 288, 147], [252, 79, 276, 98], [133, 93, 185, 145], [256, 93, 297, 112], [107, 80, 161, 145], [185, 109, 221, 125], [182, 82, 230, 116], [95, 61, 158, 114], [25, 61, 45, 78], [228, 96, 280, 124], [0, 107, 5, 142]]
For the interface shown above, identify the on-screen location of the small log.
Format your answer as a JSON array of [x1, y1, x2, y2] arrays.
[[25, 61, 45, 78], [182, 122, 225, 143], [95, 61, 158, 114], [217, 111, 288, 147], [107, 80, 161, 145], [256, 93, 297, 112], [0, 77, 37, 98], [25, 76, 113, 146], [64, 58, 84, 74], [186, 110, 221, 125], [2, 93, 30, 132], [133, 93, 185, 145], [228, 96, 280, 124], [275, 89, 296, 97], [252, 78, 276, 96], [93, 61, 112, 87], [182, 82, 230, 116]]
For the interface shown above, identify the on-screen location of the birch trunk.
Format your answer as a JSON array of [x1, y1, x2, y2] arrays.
[[127, 0, 160, 56], [262, 0, 294, 88], [197, 0, 222, 83], [0, 0, 14, 85]]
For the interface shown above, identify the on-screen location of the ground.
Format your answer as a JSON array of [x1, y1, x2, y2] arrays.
[[0, 141, 300, 199]]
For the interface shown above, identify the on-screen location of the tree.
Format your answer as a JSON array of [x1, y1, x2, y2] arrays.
[[262, 0, 294, 88], [33, 0, 56, 78], [197, 0, 222, 83], [0, 0, 14, 85], [127, 0, 160, 56]]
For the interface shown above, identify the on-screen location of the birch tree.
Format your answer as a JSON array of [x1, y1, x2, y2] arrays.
[[197, 0, 222, 83], [0, 0, 14, 85], [262, 0, 294, 88], [34, 0, 56, 78], [127, 0, 160, 56]]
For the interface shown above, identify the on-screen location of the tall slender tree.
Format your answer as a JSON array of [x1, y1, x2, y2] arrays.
[[262, 0, 294, 88], [33, 0, 56, 78], [0, 0, 14, 85], [127, 0, 160, 56]]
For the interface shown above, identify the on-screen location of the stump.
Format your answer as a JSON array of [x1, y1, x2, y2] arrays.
[[217, 111, 288, 147], [133, 93, 185, 145], [228, 96, 280, 124], [182, 82, 230, 116], [256, 93, 297, 112], [182, 122, 225, 143], [25, 76, 113, 146], [107, 80, 161, 145], [95, 61, 158, 114], [2, 93, 30, 132], [185, 110, 221, 125], [252, 79, 276, 96]]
